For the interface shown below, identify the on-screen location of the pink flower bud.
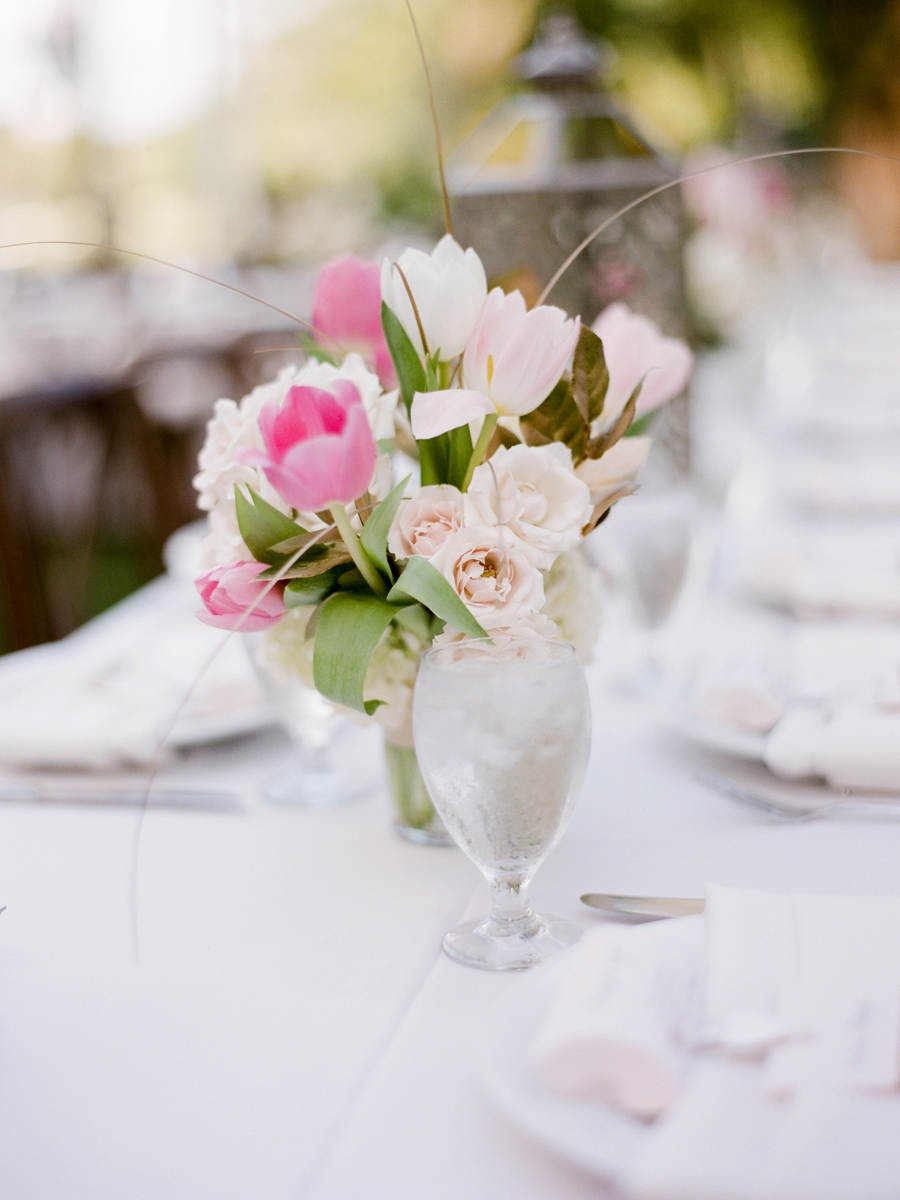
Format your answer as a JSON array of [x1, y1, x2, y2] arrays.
[[312, 256, 396, 387], [195, 561, 287, 632], [241, 380, 377, 512]]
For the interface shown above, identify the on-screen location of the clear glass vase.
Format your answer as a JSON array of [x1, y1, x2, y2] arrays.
[[384, 739, 454, 847]]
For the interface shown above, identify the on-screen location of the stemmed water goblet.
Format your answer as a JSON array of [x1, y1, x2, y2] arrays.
[[413, 639, 591, 970]]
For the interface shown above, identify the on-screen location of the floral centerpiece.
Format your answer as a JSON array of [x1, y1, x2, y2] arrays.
[[193, 236, 692, 838]]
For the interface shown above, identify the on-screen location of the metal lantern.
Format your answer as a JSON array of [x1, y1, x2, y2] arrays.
[[448, 14, 687, 337]]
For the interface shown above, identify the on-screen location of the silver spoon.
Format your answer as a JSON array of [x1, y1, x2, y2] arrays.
[[581, 893, 705, 918], [696, 769, 900, 823]]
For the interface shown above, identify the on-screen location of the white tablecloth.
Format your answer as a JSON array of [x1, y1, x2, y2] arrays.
[[1, 589, 900, 1199]]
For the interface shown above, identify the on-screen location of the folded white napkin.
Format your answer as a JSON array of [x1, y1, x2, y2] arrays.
[[531, 885, 900, 1200], [530, 919, 704, 1117], [0, 575, 272, 770], [765, 703, 900, 792]]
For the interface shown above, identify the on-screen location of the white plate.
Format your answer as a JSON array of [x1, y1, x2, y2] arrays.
[[660, 699, 768, 762], [478, 952, 648, 1184]]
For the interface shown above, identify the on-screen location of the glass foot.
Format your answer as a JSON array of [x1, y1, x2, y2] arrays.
[[393, 820, 455, 847], [263, 765, 369, 808], [442, 913, 581, 971]]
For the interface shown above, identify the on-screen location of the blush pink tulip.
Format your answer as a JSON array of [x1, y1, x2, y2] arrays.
[[242, 381, 377, 512], [196, 561, 287, 632], [410, 288, 579, 440], [591, 302, 694, 431], [311, 256, 396, 386]]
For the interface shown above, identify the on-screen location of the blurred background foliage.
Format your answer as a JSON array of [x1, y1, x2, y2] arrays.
[[2, 0, 899, 268]]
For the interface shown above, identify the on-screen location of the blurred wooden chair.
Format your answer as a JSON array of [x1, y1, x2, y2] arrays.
[[0, 378, 206, 650]]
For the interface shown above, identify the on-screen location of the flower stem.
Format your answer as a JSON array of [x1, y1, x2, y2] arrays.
[[460, 412, 498, 493], [330, 504, 388, 599]]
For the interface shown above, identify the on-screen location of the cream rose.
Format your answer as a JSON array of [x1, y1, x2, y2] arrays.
[[465, 443, 591, 570], [387, 484, 464, 560], [430, 524, 544, 630], [575, 437, 651, 507]]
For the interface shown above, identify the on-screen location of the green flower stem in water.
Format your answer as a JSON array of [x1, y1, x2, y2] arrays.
[[330, 503, 388, 598], [385, 741, 437, 830], [460, 412, 498, 492]]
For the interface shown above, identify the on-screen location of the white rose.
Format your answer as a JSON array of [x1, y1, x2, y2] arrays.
[[575, 437, 651, 507], [381, 234, 487, 360], [433, 611, 561, 660], [540, 549, 603, 663], [388, 485, 464, 560], [430, 524, 544, 630], [465, 443, 592, 569]]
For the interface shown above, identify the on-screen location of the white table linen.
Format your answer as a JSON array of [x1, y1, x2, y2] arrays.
[[2, 582, 900, 1197]]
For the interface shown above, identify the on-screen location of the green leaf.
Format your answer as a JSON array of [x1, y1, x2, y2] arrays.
[[572, 326, 609, 425], [446, 423, 474, 489], [419, 434, 449, 486], [625, 410, 655, 437], [235, 486, 307, 566], [284, 567, 348, 608], [387, 556, 487, 640], [392, 601, 433, 642], [313, 592, 407, 714], [337, 568, 367, 590], [382, 301, 426, 416], [359, 476, 409, 578], [299, 331, 339, 367], [520, 379, 588, 461]]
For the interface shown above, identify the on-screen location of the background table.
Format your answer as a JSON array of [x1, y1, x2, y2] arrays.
[[1, 600, 899, 1199]]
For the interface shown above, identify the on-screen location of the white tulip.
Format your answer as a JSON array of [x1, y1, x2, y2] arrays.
[[381, 234, 487, 361], [590, 304, 693, 433], [465, 443, 592, 569]]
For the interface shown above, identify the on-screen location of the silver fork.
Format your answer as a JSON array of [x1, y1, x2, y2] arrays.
[[696, 768, 900, 823]]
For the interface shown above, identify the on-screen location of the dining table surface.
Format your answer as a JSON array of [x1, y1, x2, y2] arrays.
[[1, 577, 899, 1200]]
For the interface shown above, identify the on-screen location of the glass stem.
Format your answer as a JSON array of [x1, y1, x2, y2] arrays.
[[487, 874, 538, 936]]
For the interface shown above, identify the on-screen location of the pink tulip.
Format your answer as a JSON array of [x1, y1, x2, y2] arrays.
[[196, 561, 287, 632], [312, 256, 396, 386], [410, 288, 579, 440], [241, 381, 377, 512], [591, 303, 694, 430]]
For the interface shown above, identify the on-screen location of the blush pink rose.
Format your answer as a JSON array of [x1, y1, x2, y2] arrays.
[[312, 256, 396, 387], [195, 561, 287, 632], [241, 380, 377, 512], [430, 525, 544, 630], [387, 484, 464, 559]]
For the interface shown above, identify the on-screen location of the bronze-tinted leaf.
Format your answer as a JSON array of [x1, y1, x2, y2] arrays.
[[581, 483, 637, 535], [583, 378, 643, 460], [485, 422, 522, 458], [270, 525, 338, 555], [571, 326, 609, 425], [520, 379, 588, 459], [257, 542, 352, 580]]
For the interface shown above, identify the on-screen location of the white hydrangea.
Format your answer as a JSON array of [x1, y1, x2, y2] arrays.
[[540, 548, 604, 663]]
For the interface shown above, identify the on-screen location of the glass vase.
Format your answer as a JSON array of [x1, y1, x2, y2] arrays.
[[384, 738, 454, 847]]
